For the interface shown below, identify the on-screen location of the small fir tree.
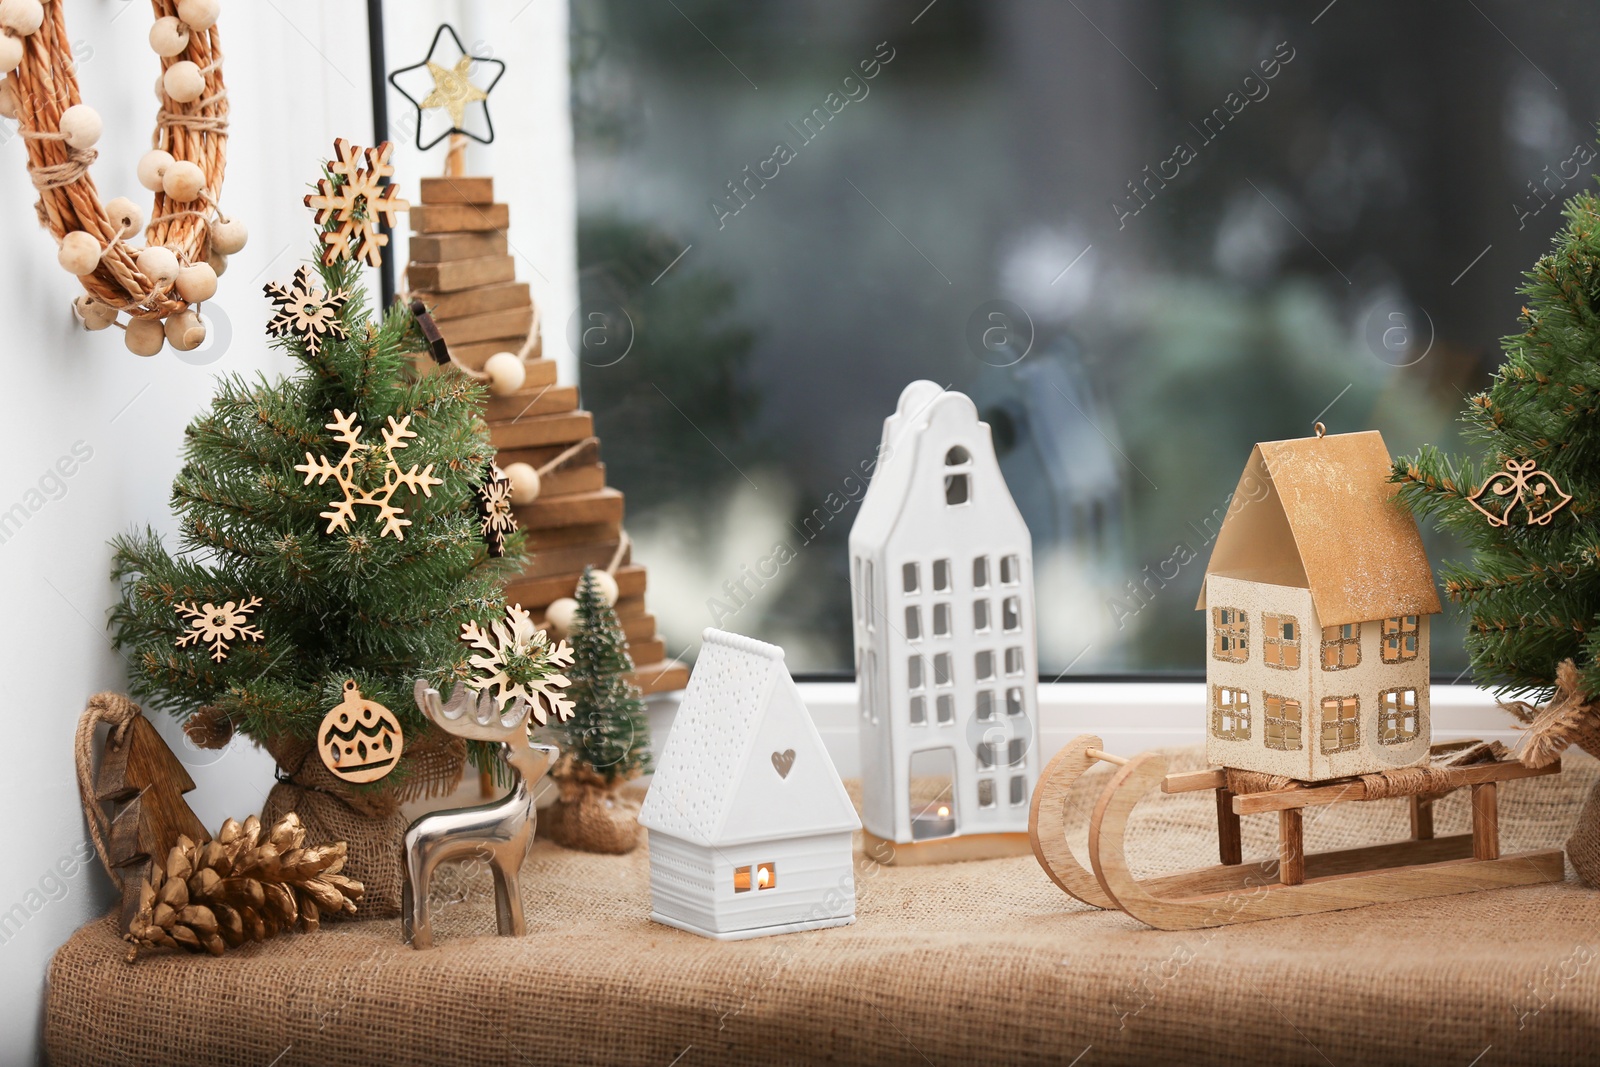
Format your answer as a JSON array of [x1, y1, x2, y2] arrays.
[[1393, 170, 1600, 700], [110, 149, 526, 793], [554, 566, 652, 785]]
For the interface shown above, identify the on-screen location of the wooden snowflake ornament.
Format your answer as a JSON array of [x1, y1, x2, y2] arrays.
[[304, 139, 409, 268], [460, 604, 575, 725], [174, 597, 264, 662], [295, 410, 443, 539], [475, 462, 516, 558], [264, 265, 350, 357]]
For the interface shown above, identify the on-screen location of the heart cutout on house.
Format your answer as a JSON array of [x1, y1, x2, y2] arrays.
[[771, 749, 795, 778]]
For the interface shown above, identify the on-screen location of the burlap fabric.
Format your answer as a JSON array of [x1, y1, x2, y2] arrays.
[[1569, 780, 1600, 887], [541, 788, 643, 854], [258, 737, 412, 919], [47, 748, 1600, 1066]]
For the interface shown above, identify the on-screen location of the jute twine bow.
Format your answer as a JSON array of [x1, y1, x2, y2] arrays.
[[1501, 658, 1600, 768], [73, 693, 145, 890]]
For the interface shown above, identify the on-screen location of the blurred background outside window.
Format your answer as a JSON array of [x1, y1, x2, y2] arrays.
[[567, 0, 1600, 678]]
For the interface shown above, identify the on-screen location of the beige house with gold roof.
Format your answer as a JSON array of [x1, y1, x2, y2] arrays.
[[1197, 431, 1443, 781]]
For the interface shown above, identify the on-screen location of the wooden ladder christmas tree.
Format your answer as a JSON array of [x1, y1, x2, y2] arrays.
[[407, 174, 687, 695]]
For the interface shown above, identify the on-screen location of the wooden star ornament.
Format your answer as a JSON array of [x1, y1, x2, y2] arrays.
[[387, 24, 506, 152]]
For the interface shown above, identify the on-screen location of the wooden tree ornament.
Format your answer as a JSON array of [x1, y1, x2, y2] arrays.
[[5, 0, 243, 356]]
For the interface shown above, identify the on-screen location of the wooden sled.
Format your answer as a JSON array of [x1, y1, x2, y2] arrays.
[[1029, 735, 1567, 929]]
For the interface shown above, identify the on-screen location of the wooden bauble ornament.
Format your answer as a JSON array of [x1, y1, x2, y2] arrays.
[[317, 680, 405, 784], [209, 215, 246, 254], [136, 149, 173, 193], [74, 295, 116, 331], [483, 351, 526, 396], [136, 245, 179, 288], [176, 0, 219, 31], [148, 15, 188, 56], [544, 597, 578, 637], [176, 261, 216, 303], [104, 196, 143, 238], [58, 103, 101, 149], [164, 309, 204, 350], [58, 231, 100, 275], [0, 0, 43, 37], [162, 159, 205, 202], [125, 317, 164, 356], [162, 60, 205, 103], [504, 461, 540, 505], [207, 249, 227, 276], [588, 569, 619, 607]]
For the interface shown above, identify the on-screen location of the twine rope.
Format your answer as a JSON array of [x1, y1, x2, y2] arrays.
[[606, 530, 631, 575], [74, 693, 145, 890], [535, 436, 597, 478]]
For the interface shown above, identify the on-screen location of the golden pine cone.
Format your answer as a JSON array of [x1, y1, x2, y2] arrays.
[[124, 812, 363, 960]]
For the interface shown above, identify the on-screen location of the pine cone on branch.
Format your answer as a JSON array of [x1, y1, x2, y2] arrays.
[[124, 812, 362, 960]]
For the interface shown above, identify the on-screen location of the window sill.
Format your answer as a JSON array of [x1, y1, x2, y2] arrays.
[[645, 681, 1517, 779]]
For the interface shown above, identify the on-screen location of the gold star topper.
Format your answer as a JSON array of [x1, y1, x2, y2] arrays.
[[388, 24, 506, 152]]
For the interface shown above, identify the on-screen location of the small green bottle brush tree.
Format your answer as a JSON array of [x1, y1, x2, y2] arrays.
[[543, 566, 653, 854], [109, 141, 531, 914], [1394, 158, 1600, 885]]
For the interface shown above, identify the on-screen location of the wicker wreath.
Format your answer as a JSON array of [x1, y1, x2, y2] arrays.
[[1, 0, 241, 356]]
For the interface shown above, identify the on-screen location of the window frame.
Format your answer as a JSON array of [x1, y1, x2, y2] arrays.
[[1321, 623, 1361, 671], [1320, 695, 1360, 754], [1379, 686, 1420, 744], [1212, 607, 1248, 663], [1210, 684, 1251, 740], [1263, 692, 1303, 751], [1262, 613, 1300, 670], [1381, 616, 1421, 664]]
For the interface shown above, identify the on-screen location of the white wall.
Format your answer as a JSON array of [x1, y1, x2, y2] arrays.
[[0, 3, 574, 1058]]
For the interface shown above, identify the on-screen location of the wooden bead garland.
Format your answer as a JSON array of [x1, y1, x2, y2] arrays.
[[542, 534, 627, 637], [8, 0, 239, 357]]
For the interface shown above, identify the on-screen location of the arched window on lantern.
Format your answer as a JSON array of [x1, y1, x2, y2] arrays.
[[944, 445, 972, 506]]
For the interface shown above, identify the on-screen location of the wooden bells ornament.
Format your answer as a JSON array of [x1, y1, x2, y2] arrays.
[[316, 680, 405, 784], [8, 0, 240, 356]]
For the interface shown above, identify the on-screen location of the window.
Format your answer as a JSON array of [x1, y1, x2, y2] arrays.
[[1211, 685, 1250, 740], [1263, 694, 1302, 751], [945, 446, 972, 506], [1004, 647, 1024, 675], [853, 558, 863, 625], [733, 863, 777, 892], [864, 650, 878, 725], [909, 695, 926, 725], [1262, 613, 1300, 669], [936, 693, 954, 724], [1009, 775, 1027, 806], [1212, 608, 1248, 662], [933, 602, 951, 637], [1000, 554, 1020, 585], [1002, 595, 1021, 633], [904, 605, 921, 641], [975, 689, 994, 721], [1321, 624, 1360, 670], [978, 740, 1001, 768], [1379, 687, 1420, 744], [973, 599, 991, 632], [907, 656, 924, 690], [975, 650, 995, 681], [972, 556, 989, 589], [933, 652, 951, 686], [1320, 696, 1360, 753], [1007, 737, 1027, 767], [977, 778, 996, 808], [1006, 687, 1024, 716], [1382, 616, 1420, 663], [932, 558, 951, 592], [902, 562, 919, 595]]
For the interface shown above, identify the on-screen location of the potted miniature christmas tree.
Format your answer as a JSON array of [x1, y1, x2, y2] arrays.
[[1394, 145, 1600, 885], [109, 140, 543, 916], [543, 566, 653, 853]]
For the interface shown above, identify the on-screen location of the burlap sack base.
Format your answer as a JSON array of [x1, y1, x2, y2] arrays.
[[47, 748, 1600, 1067]]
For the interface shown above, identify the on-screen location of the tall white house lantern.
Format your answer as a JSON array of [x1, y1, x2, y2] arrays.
[[639, 628, 861, 940], [849, 381, 1040, 863], [1198, 430, 1442, 781]]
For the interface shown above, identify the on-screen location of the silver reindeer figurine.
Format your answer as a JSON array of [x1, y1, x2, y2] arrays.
[[402, 680, 560, 949]]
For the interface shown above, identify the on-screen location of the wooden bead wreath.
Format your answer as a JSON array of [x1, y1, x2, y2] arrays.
[[4, 0, 243, 357]]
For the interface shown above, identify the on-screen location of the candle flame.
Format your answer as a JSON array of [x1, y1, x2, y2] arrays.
[[757, 866, 772, 887], [937, 805, 950, 818]]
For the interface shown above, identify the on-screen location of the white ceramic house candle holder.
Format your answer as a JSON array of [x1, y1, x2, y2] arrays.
[[639, 628, 860, 940], [849, 381, 1040, 864]]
